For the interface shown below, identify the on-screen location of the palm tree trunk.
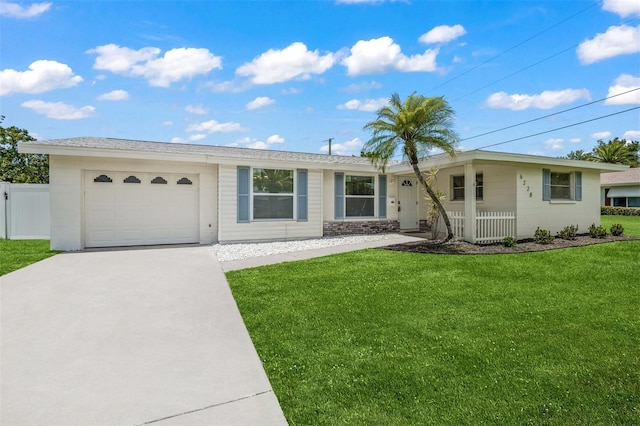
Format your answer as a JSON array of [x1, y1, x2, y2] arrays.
[[410, 162, 454, 242]]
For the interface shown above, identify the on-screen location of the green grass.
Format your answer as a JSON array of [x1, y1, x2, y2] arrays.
[[601, 215, 640, 237], [228, 241, 640, 425], [0, 239, 59, 276]]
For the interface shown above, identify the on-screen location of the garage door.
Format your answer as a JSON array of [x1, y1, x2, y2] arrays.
[[85, 171, 199, 248]]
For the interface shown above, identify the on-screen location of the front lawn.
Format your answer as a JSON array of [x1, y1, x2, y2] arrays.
[[601, 214, 640, 237], [228, 241, 640, 425], [0, 239, 59, 276]]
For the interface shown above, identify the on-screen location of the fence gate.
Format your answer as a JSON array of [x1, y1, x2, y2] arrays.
[[1, 182, 50, 239]]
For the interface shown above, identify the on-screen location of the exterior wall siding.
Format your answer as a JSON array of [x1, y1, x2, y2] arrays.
[[516, 165, 601, 238], [218, 164, 323, 242]]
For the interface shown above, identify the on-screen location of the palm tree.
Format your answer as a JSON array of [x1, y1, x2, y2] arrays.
[[562, 150, 593, 161], [591, 138, 636, 165], [362, 93, 458, 241]]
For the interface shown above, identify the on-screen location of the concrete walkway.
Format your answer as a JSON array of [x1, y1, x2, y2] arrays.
[[0, 246, 287, 425]]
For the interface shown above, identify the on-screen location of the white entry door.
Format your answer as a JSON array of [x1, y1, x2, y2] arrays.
[[84, 171, 199, 248], [398, 178, 418, 230]]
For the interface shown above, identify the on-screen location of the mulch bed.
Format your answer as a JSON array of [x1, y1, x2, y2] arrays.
[[382, 234, 639, 255]]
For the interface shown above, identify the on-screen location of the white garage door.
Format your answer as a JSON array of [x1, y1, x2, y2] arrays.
[[85, 171, 199, 248]]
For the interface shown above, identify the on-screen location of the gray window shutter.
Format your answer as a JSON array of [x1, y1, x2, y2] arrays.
[[378, 175, 387, 218], [297, 169, 308, 222], [237, 166, 250, 223], [335, 173, 344, 219], [542, 169, 551, 201], [575, 171, 582, 201]]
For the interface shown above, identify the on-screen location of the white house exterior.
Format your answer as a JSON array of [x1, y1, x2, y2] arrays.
[[20, 137, 627, 251], [601, 168, 640, 208]]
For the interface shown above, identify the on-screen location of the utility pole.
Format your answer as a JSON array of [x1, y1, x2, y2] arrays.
[[328, 138, 333, 155]]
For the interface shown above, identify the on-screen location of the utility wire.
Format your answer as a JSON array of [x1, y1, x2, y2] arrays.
[[461, 87, 640, 142], [429, 0, 602, 93], [474, 106, 640, 150]]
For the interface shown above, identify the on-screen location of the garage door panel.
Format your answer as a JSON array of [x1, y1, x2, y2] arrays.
[[85, 172, 200, 248]]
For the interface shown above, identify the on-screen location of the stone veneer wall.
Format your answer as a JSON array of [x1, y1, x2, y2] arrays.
[[323, 220, 400, 236], [419, 219, 430, 232]]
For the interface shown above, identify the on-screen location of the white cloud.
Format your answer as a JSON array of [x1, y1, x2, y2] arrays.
[[236, 42, 335, 84], [577, 24, 640, 64], [0, 60, 83, 95], [604, 74, 640, 105], [484, 88, 591, 110], [97, 89, 129, 101], [282, 87, 302, 95], [266, 134, 285, 144], [319, 137, 363, 156], [246, 96, 275, 110], [342, 36, 438, 76], [189, 133, 207, 141], [419, 24, 467, 44], [231, 134, 285, 150], [602, 0, 640, 17], [162, 121, 173, 126], [186, 119, 247, 133], [591, 131, 612, 140], [340, 81, 382, 93], [88, 44, 222, 87], [623, 130, 640, 140], [185, 104, 208, 115], [0, 1, 51, 18], [22, 100, 95, 120], [338, 97, 389, 112], [545, 138, 563, 150]]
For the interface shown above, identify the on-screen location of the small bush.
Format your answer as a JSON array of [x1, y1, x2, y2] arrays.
[[557, 225, 579, 240], [502, 236, 517, 247], [610, 223, 624, 236], [601, 206, 640, 216], [588, 223, 607, 238], [534, 227, 554, 244]]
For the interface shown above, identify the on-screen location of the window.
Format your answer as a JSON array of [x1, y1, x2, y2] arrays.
[[451, 173, 483, 201], [345, 175, 375, 217], [542, 169, 582, 201], [252, 168, 294, 219], [550, 172, 571, 199]]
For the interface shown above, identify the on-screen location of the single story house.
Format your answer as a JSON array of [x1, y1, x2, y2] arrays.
[[20, 137, 627, 251], [601, 168, 640, 208]]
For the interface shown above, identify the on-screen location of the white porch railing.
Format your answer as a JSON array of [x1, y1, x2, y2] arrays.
[[444, 211, 516, 244]]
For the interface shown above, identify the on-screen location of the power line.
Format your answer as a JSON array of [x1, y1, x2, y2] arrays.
[[429, 0, 602, 93], [461, 87, 640, 142], [474, 106, 640, 150]]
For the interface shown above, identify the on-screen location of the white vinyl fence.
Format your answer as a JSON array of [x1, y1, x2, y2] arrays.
[[444, 211, 516, 244], [0, 182, 50, 239]]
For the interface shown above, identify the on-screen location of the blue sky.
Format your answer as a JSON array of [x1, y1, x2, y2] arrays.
[[1, 0, 639, 157]]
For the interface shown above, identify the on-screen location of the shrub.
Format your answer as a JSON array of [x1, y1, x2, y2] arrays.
[[557, 225, 579, 240], [601, 206, 640, 216], [502, 236, 517, 247], [534, 227, 554, 244], [610, 223, 624, 236], [588, 223, 607, 238]]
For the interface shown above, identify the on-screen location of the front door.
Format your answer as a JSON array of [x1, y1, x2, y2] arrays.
[[398, 178, 418, 230]]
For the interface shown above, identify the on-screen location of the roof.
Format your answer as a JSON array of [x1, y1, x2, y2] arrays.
[[19, 136, 629, 173], [601, 168, 640, 185], [18, 136, 384, 167]]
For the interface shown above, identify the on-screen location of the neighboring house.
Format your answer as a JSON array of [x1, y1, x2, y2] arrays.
[[19, 137, 627, 251], [601, 168, 640, 208]]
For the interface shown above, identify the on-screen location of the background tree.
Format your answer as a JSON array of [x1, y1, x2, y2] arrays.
[[562, 149, 593, 161], [590, 138, 637, 166], [362, 93, 458, 241], [0, 118, 48, 183]]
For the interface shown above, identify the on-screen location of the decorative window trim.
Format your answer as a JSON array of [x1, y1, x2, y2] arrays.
[[94, 174, 112, 183], [123, 175, 141, 184], [542, 169, 582, 201], [151, 176, 168, 184], [177, 177, 193, 185]]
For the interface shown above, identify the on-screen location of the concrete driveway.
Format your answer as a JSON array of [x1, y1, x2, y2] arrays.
[[0, 246, 287, 425]]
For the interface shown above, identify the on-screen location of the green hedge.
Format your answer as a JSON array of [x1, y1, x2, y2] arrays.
[[601, 206, 640, 216]]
